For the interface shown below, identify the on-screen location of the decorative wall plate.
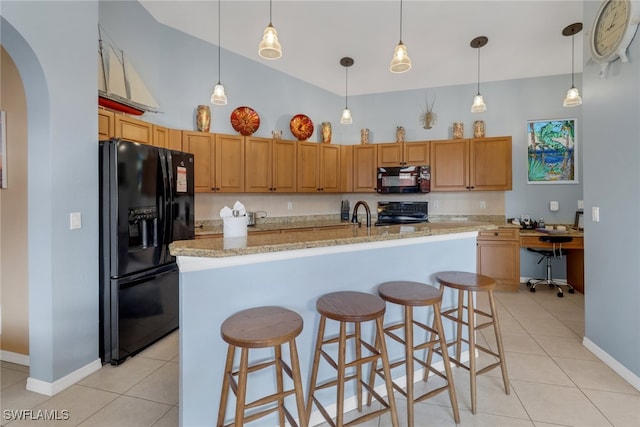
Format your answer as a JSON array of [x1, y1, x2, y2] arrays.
[[230, 106, 260, 136], [290, 114, 314, 141]]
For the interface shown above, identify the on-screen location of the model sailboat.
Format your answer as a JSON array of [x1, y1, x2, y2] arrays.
[[98, 26, 159, 115]]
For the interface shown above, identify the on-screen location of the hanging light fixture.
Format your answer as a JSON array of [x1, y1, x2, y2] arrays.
[[470, 36, 488, 113], [340, 57, 354, 124], [390, 0, 411, 73], [258, 0, 282, 60], [562, 22, 583, 107], [211, 0, 227, 105]]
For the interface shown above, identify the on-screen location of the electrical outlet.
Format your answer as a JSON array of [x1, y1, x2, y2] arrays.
[[578, 200, 584, 209], [550, 201, 559, 211], [432, 201, 439, 209], [287, 202, 293, 211], [480, 201, 486, 209], [70, 212, 82, 230]]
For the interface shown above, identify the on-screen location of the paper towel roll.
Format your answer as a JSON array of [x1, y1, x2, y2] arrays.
[[223, 216, 247, 238]]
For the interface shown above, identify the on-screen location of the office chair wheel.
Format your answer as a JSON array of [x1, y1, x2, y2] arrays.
[[530, 287, 536, 293], [557, 292, 563, 298], [568, 288, 575, 294]]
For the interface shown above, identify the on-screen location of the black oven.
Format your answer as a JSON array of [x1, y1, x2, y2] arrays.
[[376, 201, 428, 225]]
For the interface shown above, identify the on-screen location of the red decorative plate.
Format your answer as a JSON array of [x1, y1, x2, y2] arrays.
[[230, 106, 260, 136], [290, 114, 314, 141]]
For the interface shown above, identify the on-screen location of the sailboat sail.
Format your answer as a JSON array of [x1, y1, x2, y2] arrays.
[[98, 27, 159, 115]]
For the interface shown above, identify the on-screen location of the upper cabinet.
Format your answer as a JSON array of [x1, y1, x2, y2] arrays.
[[378, 141, 430, 167], [245, 137, 297, 193], [183, 131, 244, 193], [98, 109, 114, 141], [297, 142, 341, 192], [352, 144, 378, 192], [114, 114, 152, 145], [430, 136, 512, 192], [152, 125, 169, 148]]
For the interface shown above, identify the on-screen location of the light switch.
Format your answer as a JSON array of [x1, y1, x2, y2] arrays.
[[70, 212, 82, 230], [577, 200, 584, 209], [592, 206, 600, 222], [550, 201, 559, 211]]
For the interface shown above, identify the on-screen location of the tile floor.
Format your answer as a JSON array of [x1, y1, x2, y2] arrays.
[[2, 284, 639, 426]]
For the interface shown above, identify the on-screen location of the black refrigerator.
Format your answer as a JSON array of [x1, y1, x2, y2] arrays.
[[99, 138, 194, 365]]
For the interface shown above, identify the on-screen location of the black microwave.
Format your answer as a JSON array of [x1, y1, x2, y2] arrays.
[[376, 165, 431, 193]]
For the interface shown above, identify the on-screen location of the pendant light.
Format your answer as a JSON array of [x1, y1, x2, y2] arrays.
[[211, 0, 227, 105], [562, 22, 583, 107], [390, 0, 411, 73], [340, 57, 354, 124], [258, 0, 282, 60], [470, 36, 488, 113]]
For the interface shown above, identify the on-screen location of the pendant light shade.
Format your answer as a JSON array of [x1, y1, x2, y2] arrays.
[[211, 0, 227, 105], [390, 0, 411, 73], [470, 36, 488, 113], [258, 0, 282, 59], [562, 22, 582, 108], [340, 57, 354, 125]]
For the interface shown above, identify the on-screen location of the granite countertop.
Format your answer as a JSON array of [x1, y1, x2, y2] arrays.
[[172, 220, 499, 258]]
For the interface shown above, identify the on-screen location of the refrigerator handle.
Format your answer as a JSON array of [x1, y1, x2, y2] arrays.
[[160, 151, 172, 261]]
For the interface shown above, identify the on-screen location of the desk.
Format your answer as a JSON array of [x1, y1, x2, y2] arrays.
[[520, 229, 584, 293]]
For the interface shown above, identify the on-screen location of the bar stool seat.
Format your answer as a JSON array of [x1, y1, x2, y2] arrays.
[[306, 291, 399, 427], [370, 281, 460, 426], [434, 271, 510, 414], [217, 306, 307, 427]]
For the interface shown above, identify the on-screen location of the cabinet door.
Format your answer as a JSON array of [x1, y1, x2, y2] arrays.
[[245, 136, 272, 193], [340, 145, 353, 192], [215, 134, 244, 192], [377, 143, 403, 167], [471, 136, 512, 191], [183, 131, 215, 192], [272, 139, 297, 192], [114, 115, 152, 144], [168, 129, 183, 151], [319, 144, 341, 192], [430, 139, 469, 191], [98, 109, 114, 140], [152, 125, 168, 148], [477, 240, 520, 289], [353, 145, 378, 192], [297, 142, 320, 192], [404, 141, 430, 165]]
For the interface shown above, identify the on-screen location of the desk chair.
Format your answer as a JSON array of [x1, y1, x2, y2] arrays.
[[526, 235, 575, 297]]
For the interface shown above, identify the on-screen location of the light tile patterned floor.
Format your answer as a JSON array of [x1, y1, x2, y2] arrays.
[[1, 284, 639, 426]]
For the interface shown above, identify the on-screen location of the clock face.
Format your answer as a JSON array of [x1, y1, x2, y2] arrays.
[[591, 0, 631, 62]]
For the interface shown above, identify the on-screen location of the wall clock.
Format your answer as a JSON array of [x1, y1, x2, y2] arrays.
[[590, 0, 640, 76]]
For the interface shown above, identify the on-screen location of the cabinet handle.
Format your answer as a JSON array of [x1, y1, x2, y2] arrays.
[[494, 232, 499, 236]]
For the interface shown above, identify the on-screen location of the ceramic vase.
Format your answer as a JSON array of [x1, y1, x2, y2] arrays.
[[473, 120, 485, 138], [361, 128, 370, 144], [452, 122, 464, 139], [395, 126, 405, 143], [196, 105, 211, 132], [321, 122, 332, 143]]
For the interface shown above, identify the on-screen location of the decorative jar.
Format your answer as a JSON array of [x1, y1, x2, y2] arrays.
[[196, 105, 211, 132], [452, 122, 464, 139]]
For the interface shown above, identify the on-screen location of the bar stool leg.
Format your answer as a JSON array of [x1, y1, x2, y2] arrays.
[[432, 303, 461, 423], [467, 290, 478, 414], [376, 317, 400, 427], [288, 338, 308, 427], [336, 321, 347, 427], [405, 305, 415, 427], [235, 348, 249, 425], [217, 344, 236, 427], [275, 344, 285, 426], [488, 290, 510, 395], [355, 322, 363, 412], [455, 289, 464, 363], [306, 316, 326, 424]]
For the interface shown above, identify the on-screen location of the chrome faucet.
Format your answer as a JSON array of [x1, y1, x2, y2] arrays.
[[351, 201, 371, 228]]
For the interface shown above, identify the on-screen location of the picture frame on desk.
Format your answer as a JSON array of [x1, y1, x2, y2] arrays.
[[527, 118, 578, 184], [574, 210, 584, 231]]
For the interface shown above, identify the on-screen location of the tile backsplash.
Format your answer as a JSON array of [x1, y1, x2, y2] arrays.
[[195, 192, 505, 220]]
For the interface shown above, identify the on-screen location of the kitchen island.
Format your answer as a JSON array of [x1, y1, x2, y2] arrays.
[[170, 221, 497, 426]]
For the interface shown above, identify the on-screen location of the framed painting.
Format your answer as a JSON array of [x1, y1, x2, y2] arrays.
[[527, 118, 578, 184], [0, 111, 6, 189]]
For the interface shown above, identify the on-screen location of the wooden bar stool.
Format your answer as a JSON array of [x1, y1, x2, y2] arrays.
[[217, 306, 307, 427], [370, 281, 460, 426], [306, 291, 399, 427], [434, 271, 510, 414]]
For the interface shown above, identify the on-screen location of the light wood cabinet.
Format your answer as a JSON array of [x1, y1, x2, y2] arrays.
[[152, 125, 169, 148], [245, 137, 297, 192], [183, 131, 244, 193], [378, 141, 430, 167], [430, 136, 511, 191], [296, 142, 341, 192], [167, 129, 183, 151], [114, 114, 153, 145], [352, 145, 378, 192], [339, 145, 353, 192], [98, 109, 114, 140], [477, 228, 520, 291]]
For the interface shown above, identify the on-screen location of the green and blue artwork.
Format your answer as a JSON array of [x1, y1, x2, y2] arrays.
[[527, 119, 577, 184]]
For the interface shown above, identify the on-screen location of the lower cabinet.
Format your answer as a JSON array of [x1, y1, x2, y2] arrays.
[[477, 228, 520, 291]]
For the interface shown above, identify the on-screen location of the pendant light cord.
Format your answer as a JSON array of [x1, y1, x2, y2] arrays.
[[571, 34, 575, 87], [269, 0, 273, 25], [477, 46, 480, 95], [217, 0, 221, 84], [345, 66, 349, 108], [399, 0, 403, 42]]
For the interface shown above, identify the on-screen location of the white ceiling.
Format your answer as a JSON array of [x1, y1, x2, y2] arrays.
[[140, 0, 585, 96]]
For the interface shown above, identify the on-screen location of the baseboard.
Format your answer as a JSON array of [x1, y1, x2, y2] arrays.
[[307, 350, 470, 426], [26, 358, 102, 396], [0, 350, 30, 366], [583, 337, 640, 392]]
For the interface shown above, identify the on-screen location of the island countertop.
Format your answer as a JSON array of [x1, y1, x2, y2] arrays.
[[170, 221, 498, 258]]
